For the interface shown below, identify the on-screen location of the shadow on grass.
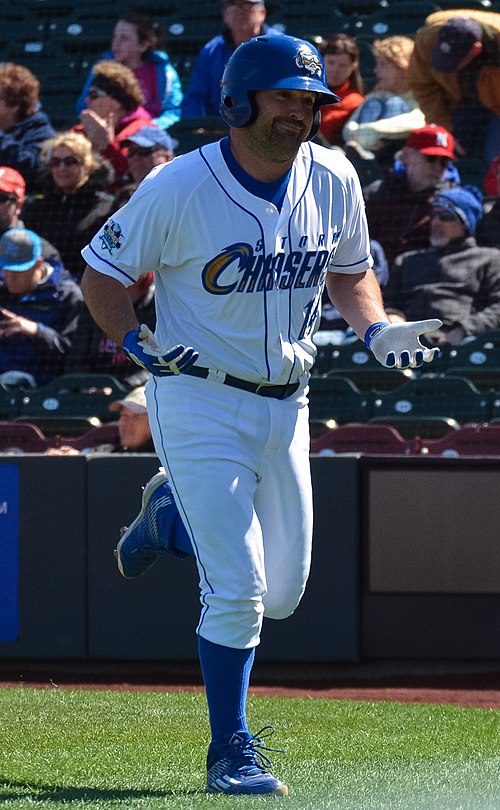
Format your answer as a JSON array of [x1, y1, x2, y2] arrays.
[[0, 779, 203, 802]]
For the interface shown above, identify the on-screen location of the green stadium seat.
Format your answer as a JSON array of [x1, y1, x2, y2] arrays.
[[0, 384, 22, 420], [18, 373, 127, 422], [445, 342, 500, 391], [169, 117, 228, 154], [371, 375, 493, 425], [313, 338, 415, 390], [308, 374, 373, 422]]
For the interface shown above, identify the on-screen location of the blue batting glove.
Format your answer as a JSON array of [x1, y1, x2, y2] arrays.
[[364, 319, 443, 369], [123, 324, 199, 376]]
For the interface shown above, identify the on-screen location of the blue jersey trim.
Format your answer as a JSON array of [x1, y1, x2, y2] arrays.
[[85, 244, 136, 283], [330, 255, 371, 268]]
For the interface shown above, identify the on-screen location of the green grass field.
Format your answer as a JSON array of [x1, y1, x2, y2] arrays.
[[1, 687, 499, 809]]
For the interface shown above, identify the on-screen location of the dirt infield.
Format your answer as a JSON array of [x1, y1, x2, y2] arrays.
[[1, 660, 500, 709]]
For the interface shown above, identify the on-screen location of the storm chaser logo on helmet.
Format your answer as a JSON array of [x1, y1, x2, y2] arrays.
[[295, 46, 322, 77]]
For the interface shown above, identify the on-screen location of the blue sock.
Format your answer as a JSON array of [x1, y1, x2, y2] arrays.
[[198, 635, 255, 744]]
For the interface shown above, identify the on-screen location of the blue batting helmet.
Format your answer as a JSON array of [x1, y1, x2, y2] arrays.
[[220, 34, 340, 137]]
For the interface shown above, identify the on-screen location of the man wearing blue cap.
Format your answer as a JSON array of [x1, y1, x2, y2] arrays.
[[0, 228, 83, 385], [383, 184, 500, 344]]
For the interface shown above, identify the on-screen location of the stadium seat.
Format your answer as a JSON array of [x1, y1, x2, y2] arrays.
[[168, 117, 229, 154], [18, 373, 127, 422], [310, 421, 418, 455], [371, 375, 493, 426], [0, 384, 22, 419], [0, 421, 51, 453], [308, 375, 373, 422], [313, 339, 415, 390], [52, 421, 120, 451], [14, 415, 103, 437], [370, 414, 461, 439], [445, 342, 500, 390], [419, 423, 500, 457]]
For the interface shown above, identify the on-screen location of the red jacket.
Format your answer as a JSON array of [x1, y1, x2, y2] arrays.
[[73, 106, 152, 177], [319, 80, 364, 146]]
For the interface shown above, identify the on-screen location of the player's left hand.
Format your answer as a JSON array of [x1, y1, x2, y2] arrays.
[[123, 324, 199, 376], [365, 319, 443, 369]]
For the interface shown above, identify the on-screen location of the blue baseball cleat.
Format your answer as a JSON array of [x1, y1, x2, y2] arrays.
[[115, 470, 187, 578], [206, 728, 288, 796]]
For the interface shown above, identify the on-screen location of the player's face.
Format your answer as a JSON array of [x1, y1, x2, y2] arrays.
[[323, 53, 357, 89], [112, 20, 148, 68], [248, 89, 316, 162]]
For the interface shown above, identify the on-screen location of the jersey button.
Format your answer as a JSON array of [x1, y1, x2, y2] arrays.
[[266, 207, 275, 216]]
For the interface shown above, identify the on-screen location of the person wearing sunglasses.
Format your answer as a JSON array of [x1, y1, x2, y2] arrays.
[[383, 183, 500, 345], [122, 125, 176, 184], [74, 60, 152, 178], [364, 124, 459, 266], [75, 12, 182, 132], [22, 132, 114, 281]]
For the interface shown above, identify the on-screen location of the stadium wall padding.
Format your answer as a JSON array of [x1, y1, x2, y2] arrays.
[[1, 454, 500, 661]]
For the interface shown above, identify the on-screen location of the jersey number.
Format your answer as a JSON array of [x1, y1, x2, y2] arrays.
[[298, 296, 320, 340]]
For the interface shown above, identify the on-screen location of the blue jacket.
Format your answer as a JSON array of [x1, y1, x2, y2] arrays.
[[0, 260, 83, 385], [0, 110, 55, 190], [181, 26, 280, 118], [76, 50, 183, 130]]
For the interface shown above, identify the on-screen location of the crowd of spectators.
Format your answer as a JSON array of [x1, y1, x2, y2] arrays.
[[2, 3, 500, 439]]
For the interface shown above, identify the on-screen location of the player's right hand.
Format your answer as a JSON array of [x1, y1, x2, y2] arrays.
[[123, 324, 199, 376]]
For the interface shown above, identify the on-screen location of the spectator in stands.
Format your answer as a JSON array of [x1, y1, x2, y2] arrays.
[[0, 63, 55, 190], [0, 166, 61, 266], [46, 385, 155, 455], [317, 33, 364, 148], [0, 228, 83, 385], [181, 0, 278, 118], [75, 61, 152, 178], [364, 124, 457, 265], [67, 272, 155, 390], [343, 36, 425, 165], [122, 126, 176, 184], [22, 132, 114, 280], [76, 13, 182, 131], [409, 10, 500, 161], [108, 385, 155, 452], [477, 155, 500, 247], [383, 185, 500, 344]]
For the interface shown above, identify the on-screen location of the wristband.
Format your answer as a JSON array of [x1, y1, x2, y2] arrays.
[[364, 321, 389, 349]]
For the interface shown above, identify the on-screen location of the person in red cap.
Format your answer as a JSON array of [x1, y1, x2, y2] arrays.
[[0, 165, 62, 268], [409, 10, 500, 161], [364, 124, 458, 264]]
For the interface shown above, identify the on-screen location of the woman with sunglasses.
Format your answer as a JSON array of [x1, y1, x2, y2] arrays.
[[22, 132, 114, 280], [75, 12, 182, 131]]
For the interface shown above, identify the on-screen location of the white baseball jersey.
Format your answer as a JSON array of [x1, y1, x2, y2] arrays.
[[82, 140, 372, 387], [83, 139, 373, 649]]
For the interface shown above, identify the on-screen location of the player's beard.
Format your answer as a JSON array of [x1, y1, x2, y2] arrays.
[[255, 118, 309, 162]]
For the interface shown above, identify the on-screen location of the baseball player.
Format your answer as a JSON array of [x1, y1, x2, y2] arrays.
[[81, 34, 440, 796]]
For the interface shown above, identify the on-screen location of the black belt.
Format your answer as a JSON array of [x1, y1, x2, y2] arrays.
[[183, 366, 300, 400]]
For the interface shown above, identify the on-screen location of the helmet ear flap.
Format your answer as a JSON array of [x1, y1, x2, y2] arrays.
[[220, 91, 258, 128]]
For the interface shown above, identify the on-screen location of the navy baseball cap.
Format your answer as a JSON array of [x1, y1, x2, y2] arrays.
[[124, 126, 178, 152], [432, 184, 483, 235], [0, 228, 42, 272], [432, 17, 483, 73]]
